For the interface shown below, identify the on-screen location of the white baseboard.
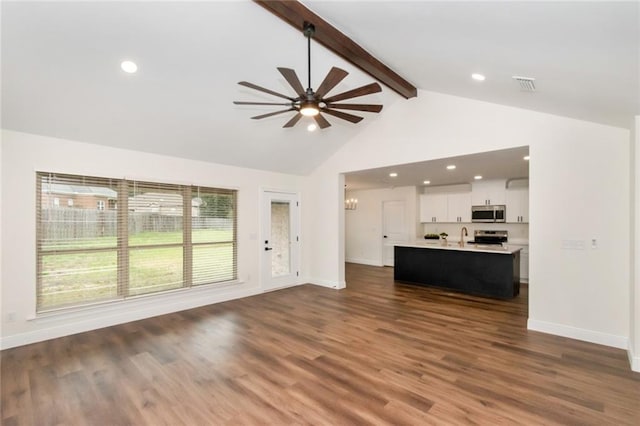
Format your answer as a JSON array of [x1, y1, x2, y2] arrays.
[[1, 285, 261, 350], [261, 282, 302, 293], [345, 258, 384, 267], [629, 345, 640, 372], [309, 278, 345, 289], [527, 319, 628, 349]]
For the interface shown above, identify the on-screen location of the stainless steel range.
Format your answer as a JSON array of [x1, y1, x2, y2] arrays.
[[468, 230, 508, 245]]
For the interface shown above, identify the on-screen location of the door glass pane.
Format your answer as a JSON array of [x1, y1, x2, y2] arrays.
[[270, 201, 291, 277]]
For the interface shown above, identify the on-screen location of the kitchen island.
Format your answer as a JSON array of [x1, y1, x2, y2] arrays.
[[394, 242, 521, 299]]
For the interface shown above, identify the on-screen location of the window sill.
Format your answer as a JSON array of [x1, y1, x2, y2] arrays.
[[28, 279, 245, 321]]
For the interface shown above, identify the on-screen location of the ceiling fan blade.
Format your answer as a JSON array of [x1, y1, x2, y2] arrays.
[[314, 67, 349, 99], [283, 112, 303, 128], [325, 103, 383, 113], [251, 108, 296, 120], [234, 101, 293, 106], [322, 108, 363, 123], [278, 68, 306, 97], [322, 82, 382, 103], [314, 114, 331, 129], [238, 81, 297, 101]]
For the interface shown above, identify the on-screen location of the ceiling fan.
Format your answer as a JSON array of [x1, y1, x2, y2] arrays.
[[233, 22, 383, 129]]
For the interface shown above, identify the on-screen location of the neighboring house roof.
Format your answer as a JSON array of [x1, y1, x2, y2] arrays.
[[42, 183, 117, 199], [129, 193, 200, 209]]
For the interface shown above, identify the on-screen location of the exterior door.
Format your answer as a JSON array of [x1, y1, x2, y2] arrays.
[[262, 191, 300, 291], [382, 200, 407, 266]]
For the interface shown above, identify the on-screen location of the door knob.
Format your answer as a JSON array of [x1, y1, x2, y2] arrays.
[[383, 235, 388, 238], [265, 247, 273, 251]]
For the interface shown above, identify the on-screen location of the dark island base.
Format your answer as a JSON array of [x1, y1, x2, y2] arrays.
[[394, 246, 520, 299]]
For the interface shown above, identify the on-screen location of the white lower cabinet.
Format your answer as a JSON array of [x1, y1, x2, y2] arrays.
[[509, 244, 529, 283]]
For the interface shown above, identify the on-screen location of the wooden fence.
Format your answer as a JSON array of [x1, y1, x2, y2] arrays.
[[40, 208, 232, 240]]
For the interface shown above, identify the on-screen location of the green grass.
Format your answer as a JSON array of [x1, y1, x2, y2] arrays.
[[39, 231, 235, 310], [42, 229, 232, 250]]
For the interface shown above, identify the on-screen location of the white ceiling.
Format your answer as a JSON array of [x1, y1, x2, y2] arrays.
[[2, 1, 638, 176]]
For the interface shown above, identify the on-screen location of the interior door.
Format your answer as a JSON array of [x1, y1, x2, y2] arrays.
[[262, 191, 300, 291], [382, 200, 407, 266]]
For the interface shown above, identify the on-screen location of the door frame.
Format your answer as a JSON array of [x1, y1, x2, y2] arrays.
[[260, 189, 301, 292]]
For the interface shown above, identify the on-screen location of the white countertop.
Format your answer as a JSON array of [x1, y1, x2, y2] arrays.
[[398, 241, 522, 255]]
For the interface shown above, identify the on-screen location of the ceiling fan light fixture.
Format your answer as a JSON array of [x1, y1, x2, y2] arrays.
[[300, 102, 319, 117]]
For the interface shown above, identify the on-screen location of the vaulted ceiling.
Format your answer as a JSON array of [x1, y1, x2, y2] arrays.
[[2, 1, 638, 175]]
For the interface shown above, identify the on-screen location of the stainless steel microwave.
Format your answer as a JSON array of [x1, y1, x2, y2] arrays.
[[471, 205, 506, 223]]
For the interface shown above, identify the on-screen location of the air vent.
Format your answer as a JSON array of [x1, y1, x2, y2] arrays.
[[512, 76, 536, 92]]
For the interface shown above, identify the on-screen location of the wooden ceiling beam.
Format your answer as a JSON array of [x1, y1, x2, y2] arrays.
[[253, 0, 417, 99]]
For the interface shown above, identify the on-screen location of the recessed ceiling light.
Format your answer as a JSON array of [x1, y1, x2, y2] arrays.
[[524, 155, 530, 161], [120, 60, 138, 74], [423, 180, 430, 185], [307, 123, 317, 132], [446, 165, 456, 170], [471, 73, 486, 81], [474, 175, 483, 180], [389, 172, 398, 177]]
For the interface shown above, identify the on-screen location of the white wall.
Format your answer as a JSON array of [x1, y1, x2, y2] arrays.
[[633, 115, 640, 371], [0, 133, 3, 335], [345, 185, 418, 266], [305, 90, 631, 352], [0, 130, 305, 349]]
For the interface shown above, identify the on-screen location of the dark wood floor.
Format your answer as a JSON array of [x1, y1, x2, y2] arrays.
[[2, 263, 639, 425]]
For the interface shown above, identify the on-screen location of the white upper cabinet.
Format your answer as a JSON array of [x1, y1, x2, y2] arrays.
[[420, 191, 471, 223], [447, 192, 472, 222], [506, 187, 529, 223], [471, 180, 506, 206], [419, 193, 448, 223]]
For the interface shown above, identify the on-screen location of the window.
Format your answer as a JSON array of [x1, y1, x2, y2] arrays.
[[36, 172, 237, 312]]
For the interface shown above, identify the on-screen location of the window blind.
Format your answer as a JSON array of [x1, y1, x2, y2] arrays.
[[37, 173, 120, 310], [191, 186, 237, 285], [36, 172, 238, 312], [127, 180, 185, 296]]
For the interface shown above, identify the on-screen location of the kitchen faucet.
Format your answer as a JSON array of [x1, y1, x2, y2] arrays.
[[459, 226, 468, 247]]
